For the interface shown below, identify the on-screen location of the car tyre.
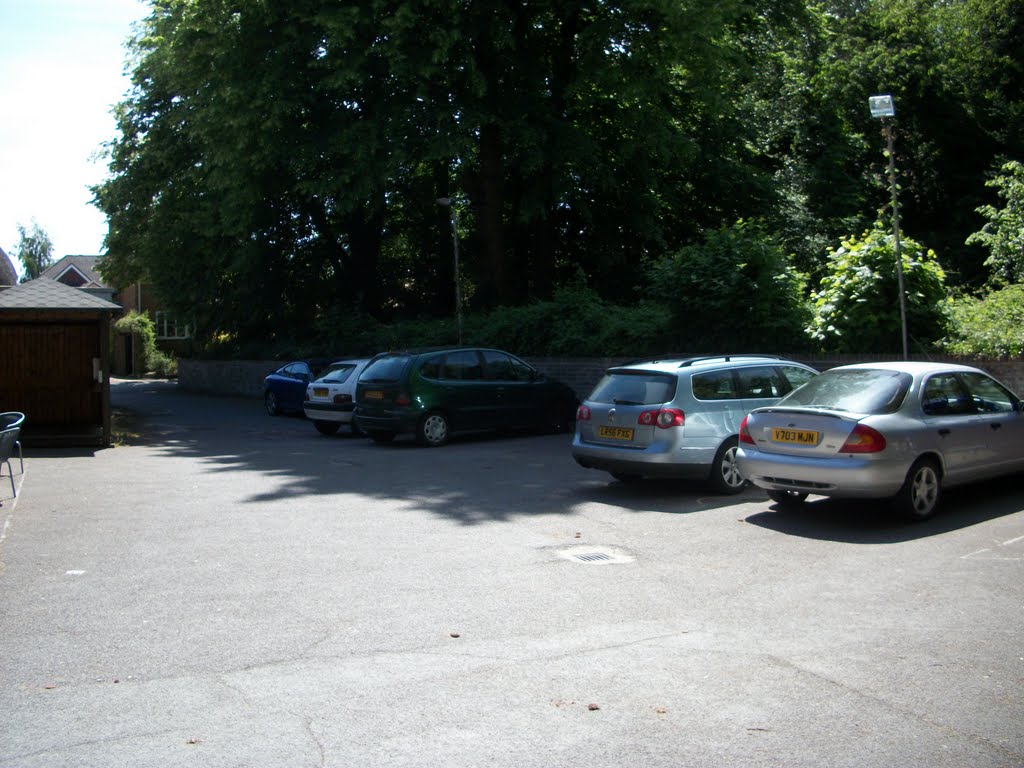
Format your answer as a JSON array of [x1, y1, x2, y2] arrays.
[[417, 411, 450, 447], [350, 419, 363, 437], [314, 420, 340, 436], [368, 430, 396, 444], [610, 471, 642, 483], [894, 457, 942, 522], [264, 390, 280, 416], [708, 437, 746, 495], [767, 490, 808, 506]]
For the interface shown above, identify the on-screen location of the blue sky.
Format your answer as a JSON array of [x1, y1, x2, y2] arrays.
[[0, 0, 148, 273]]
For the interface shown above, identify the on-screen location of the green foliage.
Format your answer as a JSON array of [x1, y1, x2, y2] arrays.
[[646, 221, 810, 352], [809, 0, 1024, 285], [114, 310, 177, 377], [91, 0, 1024, 353], [14, 220, 54, 280], [460, 284, 673, 357], [807, 226, 949, 353], [201, 282, 671, 359], [942, 285, 1024, 357], [966, 160, 1024, 286]]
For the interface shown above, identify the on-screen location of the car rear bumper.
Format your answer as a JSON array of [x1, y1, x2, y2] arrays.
[[303, 402, 355, 423], [353, 408, 420, 435], [736, 447, 909, 498], [571, 434, 717, 478]]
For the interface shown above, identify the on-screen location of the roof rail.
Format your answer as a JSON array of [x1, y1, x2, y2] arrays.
[[676, 354, 783, 368]]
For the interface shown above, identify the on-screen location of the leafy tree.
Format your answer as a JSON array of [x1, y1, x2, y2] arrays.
[[808, 0, 1024, 285], [647, 220, 810, 352], [966, 160, 1024, 286], [942, 284, 1024, 357], [807, 225, 948, 353], [14, 220, 54, 281]]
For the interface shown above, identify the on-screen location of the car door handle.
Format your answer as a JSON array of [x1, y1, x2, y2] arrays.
[[937, 428, 951, 437], [990, 422, 1002, 431]]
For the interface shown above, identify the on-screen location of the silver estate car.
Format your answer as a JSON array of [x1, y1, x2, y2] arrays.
[[572, 355, 818, 493], [736, 361, 1024, 521]]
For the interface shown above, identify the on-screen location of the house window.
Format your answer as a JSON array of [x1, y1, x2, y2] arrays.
[[154, 311, 192, 340]]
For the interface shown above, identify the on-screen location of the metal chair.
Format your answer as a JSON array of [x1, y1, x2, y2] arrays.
[[0, 412, 24, 473], [1, 425, 20, 497]]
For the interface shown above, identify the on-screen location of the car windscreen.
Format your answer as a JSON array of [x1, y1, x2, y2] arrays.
[[779, 368, 911, 414], [360, 355, 410, 382], [315, 363, 358, 384], [587, 371, 677, 406]]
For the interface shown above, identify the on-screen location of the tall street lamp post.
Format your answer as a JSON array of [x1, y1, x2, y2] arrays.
[[437, 196, 463, 344], [869, 94, 909, 359]]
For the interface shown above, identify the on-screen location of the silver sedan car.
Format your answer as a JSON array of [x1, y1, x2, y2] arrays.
[[736, 362, 1024, 521]]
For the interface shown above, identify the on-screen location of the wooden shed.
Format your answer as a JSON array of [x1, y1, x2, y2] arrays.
[[0, 278, 121, 447]]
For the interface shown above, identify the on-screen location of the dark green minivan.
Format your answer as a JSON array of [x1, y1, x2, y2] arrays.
[[353, 347, 579, 446]]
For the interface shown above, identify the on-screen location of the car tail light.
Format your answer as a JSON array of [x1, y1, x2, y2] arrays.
[[577, 404, 591, 421], [638, 408, 684, 429], [395, 392, 411, 406], [333, 393, 352, 404], [839, 424, 887, 453], [739, 415, 754, 445]]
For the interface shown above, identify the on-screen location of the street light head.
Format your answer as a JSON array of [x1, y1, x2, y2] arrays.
[[869, 94, 895, 118]]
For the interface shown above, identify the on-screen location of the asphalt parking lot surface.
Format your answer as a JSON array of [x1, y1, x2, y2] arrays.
[[1, 378, 1022, 767]]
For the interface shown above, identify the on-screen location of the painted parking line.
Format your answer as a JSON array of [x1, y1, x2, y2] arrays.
[[962, 534, 1024, 561]]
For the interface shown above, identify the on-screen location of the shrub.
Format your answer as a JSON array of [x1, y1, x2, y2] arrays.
[[807, 226, 948, 353], [942, 284, 1024, 357], [114, 310, 179, 376], [646, 220, 810, 352], [967, 160, 1024, 286]]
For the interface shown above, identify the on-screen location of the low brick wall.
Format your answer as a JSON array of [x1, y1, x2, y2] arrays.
[[178, 354, 1024, 401]]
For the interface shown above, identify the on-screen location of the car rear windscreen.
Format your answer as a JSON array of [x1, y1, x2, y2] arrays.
[[588, 372, 677, 405], [360, 355, 410, 382], [780, 368, 911, 414]]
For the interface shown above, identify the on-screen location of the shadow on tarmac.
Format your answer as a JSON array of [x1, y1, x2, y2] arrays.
[[103, 379, 1023, 533], [101, 379, 760, 525], [742, 473, 1024, 544]]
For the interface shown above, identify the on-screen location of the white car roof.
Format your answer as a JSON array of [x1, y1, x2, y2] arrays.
[[827, 361, 984, 376], [613, 356, 803, 375]]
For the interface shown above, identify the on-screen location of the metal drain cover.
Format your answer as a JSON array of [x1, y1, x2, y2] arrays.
[[557, 546, 634, 565]]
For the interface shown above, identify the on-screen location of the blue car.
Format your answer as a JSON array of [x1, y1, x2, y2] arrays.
[[264, 361, 323, 416]]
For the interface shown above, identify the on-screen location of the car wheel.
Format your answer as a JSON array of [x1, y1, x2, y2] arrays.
[[767, 490, 808, 506], [264, 390, 279, 416], [894, 458, 942, 522], [368, 430, 396, 444], [350, 419, 363, 437], [314, 420, 340, 436], [708, 437, 746, 494], [417, 411, 450, 447], [610, 472, 642, 483]]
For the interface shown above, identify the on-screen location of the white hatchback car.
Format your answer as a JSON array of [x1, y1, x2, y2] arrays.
[[736, 361, 1024, 520], [303, 359, 371, 436]]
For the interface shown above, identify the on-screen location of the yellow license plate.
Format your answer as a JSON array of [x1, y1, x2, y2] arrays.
[[598, 425, 634, 440], [313, 388, 329, 397], [772, 428, 819, 446], [365, 390, 384, 400]]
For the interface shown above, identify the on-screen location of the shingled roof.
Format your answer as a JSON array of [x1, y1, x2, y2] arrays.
[[0, 277, 121, 311], [39, 255, 107, 288]]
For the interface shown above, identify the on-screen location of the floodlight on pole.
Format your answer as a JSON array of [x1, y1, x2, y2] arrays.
[[869, 94, 909, 359], [436, 196, 463, 344]]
